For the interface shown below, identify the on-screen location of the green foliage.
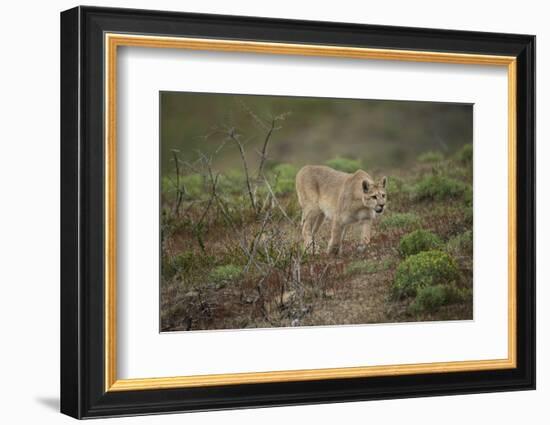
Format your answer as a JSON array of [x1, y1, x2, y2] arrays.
[[162, 250, 214, 280], [446, 230, 473, 257], [385, 176, 414, 199], [463, 184, 473, 207], [412, 175, 468, 202], [409, 284, 471, 314], [181, 174, 204, 199], [209, 264, 242, 283], [379, 212, 421, 231], [464, 206, 473, 225], [345, 258, 395, 276], [161, 176, 174, 194], [386, 176, 403, 196], [457, 143, 473, 164], [162, 174, 203, 199], [272, 163, 298, 179], [325, 156, 362, 173], [444, 285, 472, 303], [217, 169, 246, 195], [417, 151, 444, 163], [399, 230, 442, 257], [409, 284, 448, 313], [392, 250, 459, 299], [271, 163, 298, 194]]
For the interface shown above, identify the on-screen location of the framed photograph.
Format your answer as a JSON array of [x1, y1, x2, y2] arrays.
[[60, 6, 535, 419]]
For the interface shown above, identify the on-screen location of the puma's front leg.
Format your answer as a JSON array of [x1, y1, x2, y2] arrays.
[[357, 220, 372, 253], [362, 220, 372, 245], [327, 220, 344, 255]]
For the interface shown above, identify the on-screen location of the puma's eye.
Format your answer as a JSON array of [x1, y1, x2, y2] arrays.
[[371, 195, 377, 199], [382, 194, 386, 198]]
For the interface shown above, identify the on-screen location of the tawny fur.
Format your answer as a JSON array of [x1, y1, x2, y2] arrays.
[[295, 165, 387, 255]]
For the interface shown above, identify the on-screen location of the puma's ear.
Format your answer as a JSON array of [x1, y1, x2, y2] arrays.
[[362, 180, 369, 193], [379, 176, 387, 189]]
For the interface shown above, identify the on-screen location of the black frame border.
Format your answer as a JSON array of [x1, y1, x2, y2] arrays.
[[60, 6, 535, 419]]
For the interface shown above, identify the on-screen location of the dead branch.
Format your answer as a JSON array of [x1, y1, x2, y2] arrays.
[[257, 118, 276, 178], [226, 128, 256, 213], [261, 174, 295, 225], [171, 149, 185, 216], [243, 208, 272, 273], [236, 99, 270, 131]]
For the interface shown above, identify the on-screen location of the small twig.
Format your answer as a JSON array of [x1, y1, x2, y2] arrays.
[[236, 99, 270, 131], [243, 209, 272, 273], [197, 173, 219, 227], [171, 150, 185, 216], [257, 118, 276, 178], [261, 173, 295, 225], [226, 128, 256, 213]]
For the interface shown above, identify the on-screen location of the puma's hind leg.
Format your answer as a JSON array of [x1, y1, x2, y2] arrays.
[[301, 208, 323, 251]]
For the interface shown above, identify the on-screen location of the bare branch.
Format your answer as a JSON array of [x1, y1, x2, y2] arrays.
[[257, 118, 276, 179], [243, 208, 272, 273], [261, 174, 295, 225], [236, 99, 270, 131], [226, 128, 256, 213], [171, 149, 185, 216]]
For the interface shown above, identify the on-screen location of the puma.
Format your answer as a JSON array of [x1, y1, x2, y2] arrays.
[[295, 165, 387, 255]]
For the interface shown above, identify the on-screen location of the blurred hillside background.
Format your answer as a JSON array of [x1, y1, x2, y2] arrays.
[[160, 92, 472, 175]]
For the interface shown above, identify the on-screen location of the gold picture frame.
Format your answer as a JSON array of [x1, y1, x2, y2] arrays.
[[104, 33, 517, 392]]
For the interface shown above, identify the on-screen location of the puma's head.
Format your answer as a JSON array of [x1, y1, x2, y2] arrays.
[[361, 176, 387, 214]]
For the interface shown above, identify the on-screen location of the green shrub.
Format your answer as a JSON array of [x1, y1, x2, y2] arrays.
[[270, 163, 298, 194], [217, 169, 246, 195], [379, 212, 421, 231], [444, 285, 471, 303], [446, 230, 473, 257], [457, 144, 473, 164], [445, 164, 471, 181], [386, 176, 406, 197], [463, 184, 473, 206], [162, 174, 204, 199], [412, 175, 468, 201], [162, 250, 214, 280], [181, 174, 204, 199], [409, 284, 447, 313], [386, 177, 414, 198], [325, 156, 362, 173], [209, 264, 242, 283], [272, 163, 298, 179], [392, 250, 459, 299], [161, 176, 175, 195], [464, 206, 473, 225], [273, 177, 296, 195], [409, 284, 471, 314], [399, 230, 442, 257], [417, 151, 444, 163]]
